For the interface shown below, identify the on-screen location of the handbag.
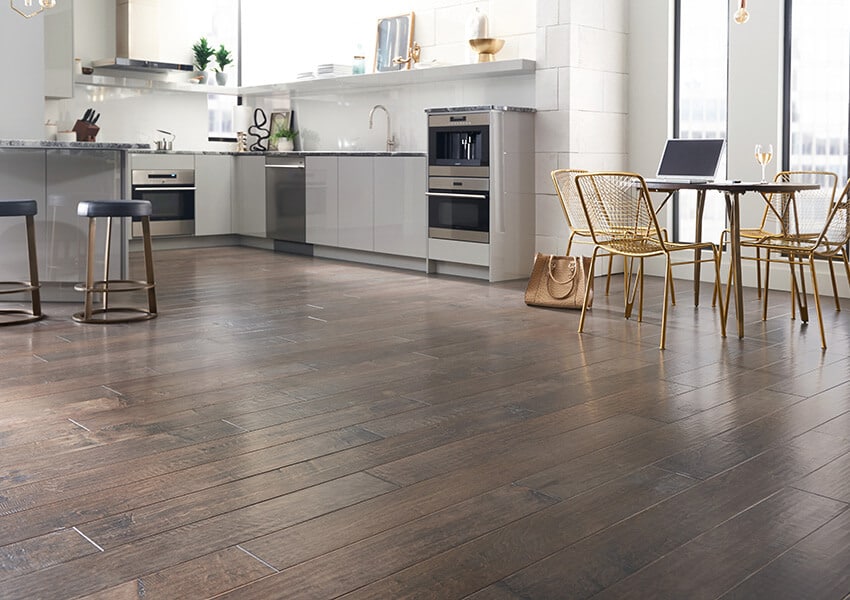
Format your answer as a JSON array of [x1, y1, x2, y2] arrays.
[[524, 253, 593, 309]]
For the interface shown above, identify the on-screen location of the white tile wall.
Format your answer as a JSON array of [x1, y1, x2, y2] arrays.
[[535, 68, 559, 111]]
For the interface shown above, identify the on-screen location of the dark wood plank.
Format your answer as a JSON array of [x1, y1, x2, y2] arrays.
[[1, 247, 850, 599]]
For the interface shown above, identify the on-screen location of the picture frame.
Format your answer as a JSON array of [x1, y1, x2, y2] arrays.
[[269, 110, 292, 136], [374, 12, 415, 72]]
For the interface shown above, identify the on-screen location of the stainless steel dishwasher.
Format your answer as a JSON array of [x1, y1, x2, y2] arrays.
[[265, 156, 307, 243]]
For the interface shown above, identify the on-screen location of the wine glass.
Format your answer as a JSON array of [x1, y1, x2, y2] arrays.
[[754, 144, 773, 183]]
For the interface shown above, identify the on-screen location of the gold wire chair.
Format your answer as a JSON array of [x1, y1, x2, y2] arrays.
[[575, 172, 724, 349], [721, 171, 838, 311], [738, 177, 850, 348], [551, 169, 677, 304], [551, 169, 614, 295]]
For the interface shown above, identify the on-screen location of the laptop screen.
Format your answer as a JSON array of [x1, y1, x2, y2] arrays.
[[655, 138, 725, 180]]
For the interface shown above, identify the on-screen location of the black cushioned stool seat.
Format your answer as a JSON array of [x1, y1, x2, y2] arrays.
[[73, 200, 157, 324], [0, 199, 43, 325]]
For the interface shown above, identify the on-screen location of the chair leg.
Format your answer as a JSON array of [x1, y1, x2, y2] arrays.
[[25, 214, 42, 318], [103, 216, 112, 313], [142, 216, 158, 315], [638, 257, 645, 322], [827, 257, 840, 311], [755, 247, 762, 299], [794, 254, 809, 323], [660, 257, 673, 350], [713, 246, 726, 336], [809, 255, 826, 349], [577, 246, 600, 334], [604, 254, 614, 296], [84, 217, 96, 321]]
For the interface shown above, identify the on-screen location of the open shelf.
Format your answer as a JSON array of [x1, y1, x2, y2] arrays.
[[74, 59, 536, 99]]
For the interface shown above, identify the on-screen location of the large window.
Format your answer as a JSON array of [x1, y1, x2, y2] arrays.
[[674, 1, 728, 243], [202, 0, 240, 140], [785, 0, 850, 179]]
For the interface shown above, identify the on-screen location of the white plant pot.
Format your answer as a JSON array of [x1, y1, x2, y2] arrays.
[[194, 70, 208, 84], [276, 139, 294, 152], [216, 71, 228, 86]]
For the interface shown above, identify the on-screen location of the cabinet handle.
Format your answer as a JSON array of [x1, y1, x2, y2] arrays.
[[425, 192, 487, 200], [133, 186, 197, 192], [265, 164, 306, 169]]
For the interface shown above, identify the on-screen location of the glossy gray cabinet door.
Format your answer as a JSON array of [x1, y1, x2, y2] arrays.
[[374, 156, 426, 257], [44, 149, 123, 282], [195, 154, 233, 236], [0, 150, 45, 280], [305, 156, 338, 246], [338, 156, 374, 251], [233, 156, 266, 237]]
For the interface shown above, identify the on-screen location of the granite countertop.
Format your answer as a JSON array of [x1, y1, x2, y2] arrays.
[[424, 105, 536, 113], [132, 149, 427, 157], [0, 140, 426, 157], [0, 139, 152, 150]]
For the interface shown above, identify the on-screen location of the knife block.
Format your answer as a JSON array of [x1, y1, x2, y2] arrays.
[[72, 120, 100, 142]]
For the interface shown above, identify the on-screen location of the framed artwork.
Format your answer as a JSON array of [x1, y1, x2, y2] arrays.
[[269, 110, 292, 136], [374, 12, 415, 72]]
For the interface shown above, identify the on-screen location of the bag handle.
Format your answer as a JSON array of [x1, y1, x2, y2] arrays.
[[546, 255, 579, 299]]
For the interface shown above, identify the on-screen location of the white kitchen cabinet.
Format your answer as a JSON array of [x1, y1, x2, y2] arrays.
[[305, 156, 338, 246], [44, 0, 74, 99], [373, 156, 426, 258], [233, 155, 266, 237], [337, 156, 374, 251], [194, 154, 233, 236]]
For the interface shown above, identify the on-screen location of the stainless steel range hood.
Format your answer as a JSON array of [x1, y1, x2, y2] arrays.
[[92, 0, 194, 72]]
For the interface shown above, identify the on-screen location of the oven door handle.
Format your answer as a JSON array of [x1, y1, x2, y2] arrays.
[[425, 192, 488, 200], [264, 164, 306, 169], [133, 186, 197, 192]]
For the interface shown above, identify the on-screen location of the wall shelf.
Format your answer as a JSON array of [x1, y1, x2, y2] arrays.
[[241, 59, 535, 97], [74, 74, 239, 96], [73, 59, 536, 98]]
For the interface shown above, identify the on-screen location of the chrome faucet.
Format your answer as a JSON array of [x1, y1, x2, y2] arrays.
[[368, 104, 396, 152]]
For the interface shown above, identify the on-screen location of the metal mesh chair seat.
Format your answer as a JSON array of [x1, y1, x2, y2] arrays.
[[575, 172, 724, 349]]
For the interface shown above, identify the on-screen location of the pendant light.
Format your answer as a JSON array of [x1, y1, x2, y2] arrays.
[[10, 0, 57, 18], [734, 0, 750, 24]]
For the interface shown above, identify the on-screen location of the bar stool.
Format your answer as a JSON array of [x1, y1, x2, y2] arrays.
[[73, 200, 157, 323], [0, 199, 43, 325]]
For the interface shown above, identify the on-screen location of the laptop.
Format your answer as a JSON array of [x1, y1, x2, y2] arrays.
[[644, 138, 726, 185]]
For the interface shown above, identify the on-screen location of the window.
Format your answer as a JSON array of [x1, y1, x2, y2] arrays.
[[674, 0, 728, 243], [201, 0, 240, 140], [784, 0, 850, 179]]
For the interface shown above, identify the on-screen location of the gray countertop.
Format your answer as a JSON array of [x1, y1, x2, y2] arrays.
[[0, 139, 152, 150], [131, 149, 427, 157], [1, 141, 426, 157]]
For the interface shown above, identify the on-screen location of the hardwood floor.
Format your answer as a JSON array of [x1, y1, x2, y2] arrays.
[[1, 246, 850, 599]]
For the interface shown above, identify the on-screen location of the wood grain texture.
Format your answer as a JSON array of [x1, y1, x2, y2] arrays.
[[0, 246, 849, 599]]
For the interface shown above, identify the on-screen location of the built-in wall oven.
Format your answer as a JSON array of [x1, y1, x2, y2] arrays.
[[427, 111, 491, 243], [130, 169, 195, 237]]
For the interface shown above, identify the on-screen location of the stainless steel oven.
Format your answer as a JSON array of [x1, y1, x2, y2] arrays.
[[427, 110, 491, 243], [130, 169, 195, 237], [427, 177, 489, 243]]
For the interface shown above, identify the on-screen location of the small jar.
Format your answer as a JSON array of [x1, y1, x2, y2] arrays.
[[353, 56, 365, 75]]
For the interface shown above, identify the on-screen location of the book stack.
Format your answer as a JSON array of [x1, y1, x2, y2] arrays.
[[315, 64, 353, 78]]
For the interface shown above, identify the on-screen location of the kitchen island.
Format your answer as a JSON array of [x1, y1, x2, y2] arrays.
[[0, 140, 149, 301]]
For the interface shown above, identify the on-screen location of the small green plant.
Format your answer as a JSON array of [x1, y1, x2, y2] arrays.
[[273, 122, 298, 142], [214, 44, 233, 72], [192, 37, 215, 71]]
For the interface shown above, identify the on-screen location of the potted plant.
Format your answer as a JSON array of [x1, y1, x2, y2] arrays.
[[192, 37, 215, 83], [214, 44, 233, 86], [271, 123, 298, 151]]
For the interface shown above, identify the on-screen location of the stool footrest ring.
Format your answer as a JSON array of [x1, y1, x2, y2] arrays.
[[0, 281, 40, 295], [72, 307, 156, 324], [0, 308, 44, 326], [74, 279, 154, 294]]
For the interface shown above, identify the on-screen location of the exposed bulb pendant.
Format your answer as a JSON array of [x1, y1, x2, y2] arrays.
[[10, 0, 57, 18], [734, 0, 749, 24]]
